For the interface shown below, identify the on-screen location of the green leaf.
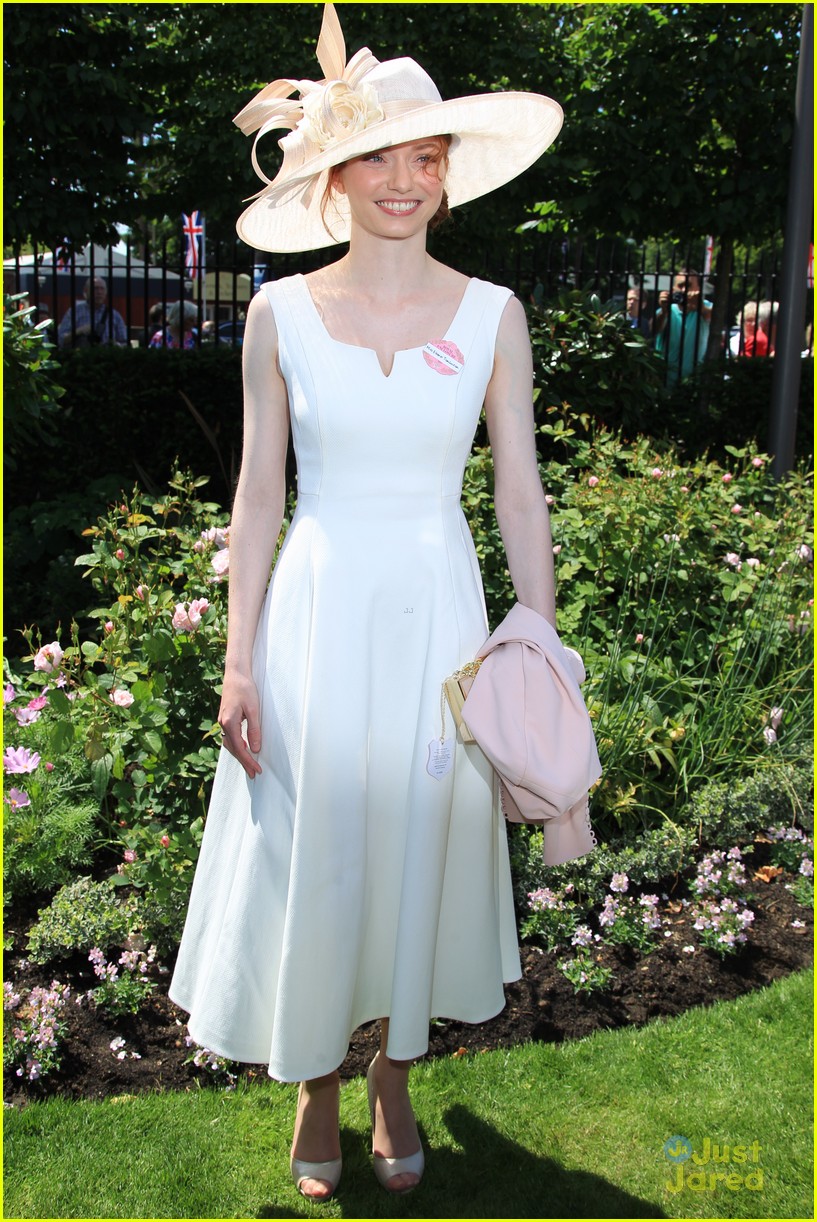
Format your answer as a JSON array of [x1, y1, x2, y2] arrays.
[[50, 719, 75, 753]]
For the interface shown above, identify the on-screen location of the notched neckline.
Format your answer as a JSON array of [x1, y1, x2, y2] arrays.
[[297, 273, 474, 379]]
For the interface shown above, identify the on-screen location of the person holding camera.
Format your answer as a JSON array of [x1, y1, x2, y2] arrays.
[[654, 269, 712, 387], [58, 276, 127, 348]]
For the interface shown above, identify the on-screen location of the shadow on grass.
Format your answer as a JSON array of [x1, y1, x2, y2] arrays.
[[256, 1104, 667, 1219]]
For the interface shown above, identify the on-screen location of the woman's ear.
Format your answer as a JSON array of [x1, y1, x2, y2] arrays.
[[330, 166, 347, 197]]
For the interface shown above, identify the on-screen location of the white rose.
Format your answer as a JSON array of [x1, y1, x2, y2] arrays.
[[299, 80, 384, 149]]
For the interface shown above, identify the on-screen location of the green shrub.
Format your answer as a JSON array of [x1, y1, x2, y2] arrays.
[[5, 345, 242, 512], [13, 473, 247, 942], [510, 821, 696, 918], [528, 289, 665, 436], [2, 689, 100, 909], [466, 408, 813, 833], [3, 292, 65, 472], [26, 876, 138, 964], [4, 476, 129, 656], [677, 763, 814, 850], [665, 356, 814, 462]]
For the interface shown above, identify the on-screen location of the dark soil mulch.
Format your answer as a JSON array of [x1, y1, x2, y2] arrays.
[[4, 838, 812, 1109]]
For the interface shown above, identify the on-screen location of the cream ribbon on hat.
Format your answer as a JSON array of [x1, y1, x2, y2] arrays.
[[235, 5, 390, 190]]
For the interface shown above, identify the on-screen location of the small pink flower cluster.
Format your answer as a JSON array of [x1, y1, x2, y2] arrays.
[[89, 944, 158, 983], [4, 979, 71, 1080], [599, 891, 662, 932], [183, 1033, 237, 1084], [528, 884, 573, 912], [765, 823, 813, 875], [692, 847, 748, 898], [570, 924, 601, 948], [110, 688, 135, 708], [172, 597, 210, 633], [691, 897, 755, 952]]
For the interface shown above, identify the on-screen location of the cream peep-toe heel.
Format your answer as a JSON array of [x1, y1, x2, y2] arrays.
[[289, 1155, 343, 1201], [366, 1053, 425, 1193], [290, 1082, 342, 1201]]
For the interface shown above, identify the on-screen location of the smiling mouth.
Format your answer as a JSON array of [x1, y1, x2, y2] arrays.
[[376, 200, 422, 214]]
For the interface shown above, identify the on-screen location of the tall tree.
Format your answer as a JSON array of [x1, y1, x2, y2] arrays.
[[536, 3, 802, 352], [3, 4, 148, 246]]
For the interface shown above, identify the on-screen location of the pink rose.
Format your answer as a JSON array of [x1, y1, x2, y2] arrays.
[[731, 504, 743, 514], [587, 476, 599, 488], [33, 642, 63, 673], [160, 834, 170, 848], [722, 473, 733, 484], [752, 457, 764, 468], [187, 598, 210, 628], [552, 544, 562, 555], [115, 548, 125, 560], [123, 849, 137, 864], [651, 468, 663, 478], [172, 604, 192, 632], [172, 598, 209, 632], [211, 549, 230, 578], [635, 633, 644, 644], [545, 495, 555, 506], [135, 585, 146, 600], [44, 762, 54, 772], [110, 689, 134, 708], [680, 486, 690, 494], [104, 621, 114, 633]]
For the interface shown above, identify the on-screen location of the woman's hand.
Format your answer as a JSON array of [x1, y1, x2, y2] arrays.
[[218, 669, 263, 779]]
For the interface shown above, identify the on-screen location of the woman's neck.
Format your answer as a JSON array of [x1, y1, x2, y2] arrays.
[[335, 227, 437, 301]]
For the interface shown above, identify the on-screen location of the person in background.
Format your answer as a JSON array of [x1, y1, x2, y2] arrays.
[[654, 270, 712, 387], [625, 286, 651, 339], [147, 301, 167, 347], [150, 299, 198, 349], [735, 301, 768, 357], [756, 300, 778, 356], [58, 277, 127, 348]]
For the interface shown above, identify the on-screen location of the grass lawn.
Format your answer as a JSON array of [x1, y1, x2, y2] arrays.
[[4, 967, 812, 1220]]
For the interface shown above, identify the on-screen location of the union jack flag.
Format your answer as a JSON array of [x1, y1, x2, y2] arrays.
[[182, 211, 205, 276]]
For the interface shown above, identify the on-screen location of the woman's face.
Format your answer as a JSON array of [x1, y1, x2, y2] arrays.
[[334, 139, 447, 238]]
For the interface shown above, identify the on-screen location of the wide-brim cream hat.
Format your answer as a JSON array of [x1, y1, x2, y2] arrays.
[[234, 3, 563, 253]]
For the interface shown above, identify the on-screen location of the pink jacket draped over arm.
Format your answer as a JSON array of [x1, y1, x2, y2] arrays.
[[461, 603, 601, 867]]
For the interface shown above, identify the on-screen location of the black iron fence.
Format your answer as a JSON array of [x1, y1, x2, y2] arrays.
[[4, 236, 812, 362]]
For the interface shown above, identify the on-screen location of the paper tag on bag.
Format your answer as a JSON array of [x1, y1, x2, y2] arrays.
[[427, 737, 454, 780]]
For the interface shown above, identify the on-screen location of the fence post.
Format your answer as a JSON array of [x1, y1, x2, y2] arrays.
[[769, 2, 813, 478]]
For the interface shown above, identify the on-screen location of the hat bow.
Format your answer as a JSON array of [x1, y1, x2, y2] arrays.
[[234, 4, 385, 187]]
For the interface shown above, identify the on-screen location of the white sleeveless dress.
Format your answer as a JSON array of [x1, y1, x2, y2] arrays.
[[169, 274, 522, 1083]]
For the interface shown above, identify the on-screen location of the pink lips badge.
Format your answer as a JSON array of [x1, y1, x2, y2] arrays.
[[422, 339, 465, 376]]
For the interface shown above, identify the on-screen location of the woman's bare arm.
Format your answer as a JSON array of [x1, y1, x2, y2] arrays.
[[218, 290, 291, 776], [484, 296, 557, 628]]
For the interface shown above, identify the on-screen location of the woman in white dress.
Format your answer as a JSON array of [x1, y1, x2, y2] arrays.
[[169, 4, 564, 1200]]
